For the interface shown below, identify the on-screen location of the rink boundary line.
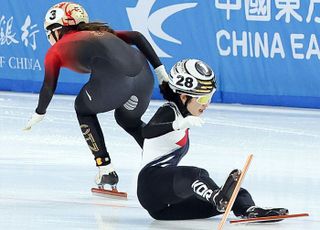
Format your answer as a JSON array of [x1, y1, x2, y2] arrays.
[[1, 113, 319, 138], [2, 91, 320, 115], [0, 91, 76, 100], [0, 196, 141, 209], [0, 104, 76, 113], [205, 119, 320, 138]]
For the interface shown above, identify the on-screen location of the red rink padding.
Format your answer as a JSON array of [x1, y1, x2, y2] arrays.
[[91, 188, 127, 200], [230, 213, 309, 224]]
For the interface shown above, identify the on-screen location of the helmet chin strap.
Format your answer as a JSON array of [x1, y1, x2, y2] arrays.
[[51, 30, 59, 43], [46, 26, 62, 45]]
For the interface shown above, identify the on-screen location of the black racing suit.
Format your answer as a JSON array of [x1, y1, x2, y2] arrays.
[[138, 102, 255, 220], [36, 30, 161, 166]]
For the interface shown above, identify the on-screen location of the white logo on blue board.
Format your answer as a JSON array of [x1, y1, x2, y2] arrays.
[[127, 0, 198, 58]]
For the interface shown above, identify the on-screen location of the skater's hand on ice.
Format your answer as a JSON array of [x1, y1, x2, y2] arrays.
[[172, 116, 204, 130], [23, 112, 45, 131], [154, 65, 169, 84]]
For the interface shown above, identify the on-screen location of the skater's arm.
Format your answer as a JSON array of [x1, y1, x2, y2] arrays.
[[142, 106, 175, 139], [36, 50, 61, 114], [115, 30, 162, 69]]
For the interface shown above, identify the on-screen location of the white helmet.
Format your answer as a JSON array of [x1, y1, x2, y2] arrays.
[[44, 2, 89, 45], [169, 59, 216, 97]]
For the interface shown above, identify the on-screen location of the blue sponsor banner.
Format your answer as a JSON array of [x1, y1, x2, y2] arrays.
[[0, 1, 319, 108]]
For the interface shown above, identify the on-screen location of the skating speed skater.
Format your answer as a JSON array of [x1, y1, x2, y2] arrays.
[[24, 1, 169, 198]]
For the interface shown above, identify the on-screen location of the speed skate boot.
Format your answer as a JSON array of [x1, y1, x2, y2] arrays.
[[91, 163, 127, 199], [213, 169, 241, 212], [95, 163, 119, 190], [244, 206, 289, 222]]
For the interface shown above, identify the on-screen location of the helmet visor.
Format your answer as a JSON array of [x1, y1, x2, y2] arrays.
[[195, 92, 214, 105]]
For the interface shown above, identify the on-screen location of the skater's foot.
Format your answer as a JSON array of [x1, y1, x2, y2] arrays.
[[95, 163, 119, 189], [92, 163, 127, 199], [244, 206, 289, 219], [213, 169, 241, 212]]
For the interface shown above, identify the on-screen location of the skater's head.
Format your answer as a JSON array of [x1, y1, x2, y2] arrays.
[[44, 2, 89, 45], [160, 59, 216, 116], [44, 2, 113, 46]]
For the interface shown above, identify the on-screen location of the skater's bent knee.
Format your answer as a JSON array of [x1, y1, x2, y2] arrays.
[[194, 168, 209, 178]]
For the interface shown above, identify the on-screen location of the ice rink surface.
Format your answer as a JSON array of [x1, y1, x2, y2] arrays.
[[0, 91, 319, 230]]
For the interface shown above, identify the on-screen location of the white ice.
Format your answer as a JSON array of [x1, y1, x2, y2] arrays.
[[0, 91, 319, 230]]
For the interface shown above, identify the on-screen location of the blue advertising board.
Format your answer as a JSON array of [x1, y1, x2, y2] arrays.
[[0, 0, 319, 108]]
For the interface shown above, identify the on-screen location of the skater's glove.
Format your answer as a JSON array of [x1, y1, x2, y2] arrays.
[[154, 65, 169, 84], [172, 116, 204, 130], [23, 112, 45, 131]]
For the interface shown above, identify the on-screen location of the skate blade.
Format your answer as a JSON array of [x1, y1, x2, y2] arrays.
[[230, 213, 309, 224], [91, 188, 127, 200]]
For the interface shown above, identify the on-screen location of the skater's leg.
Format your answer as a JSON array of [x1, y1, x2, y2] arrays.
[[114, 87, 152, 148], [150, 196, 220, 220], [213, 169, 242, 212], [137, 166, 221, 220], [231, 186, 288, 218], [75, 98, 110, 166], [232, 189, 288, 219], [114, 107, 145, 148], [75, 87, 119, 189], [232, 188, 255, 216], [114, 63, 154, 148], [145, 166, 220, 204], [173, 166, 220, 203]]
